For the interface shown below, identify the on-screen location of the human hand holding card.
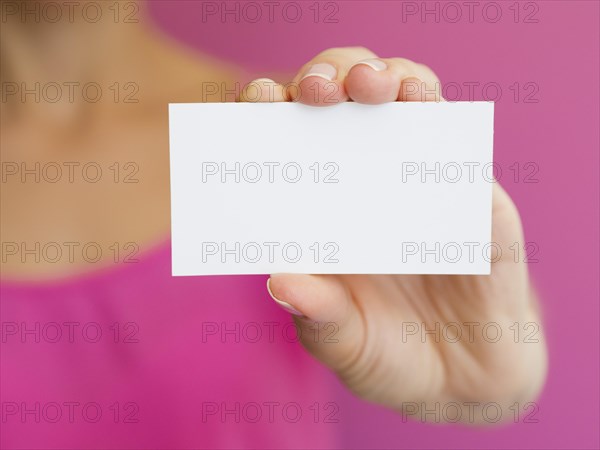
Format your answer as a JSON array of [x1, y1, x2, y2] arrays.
[[169, 102, 494, 276]]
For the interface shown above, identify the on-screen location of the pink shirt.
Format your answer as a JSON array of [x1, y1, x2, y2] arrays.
[[1, 241, 339, 448]]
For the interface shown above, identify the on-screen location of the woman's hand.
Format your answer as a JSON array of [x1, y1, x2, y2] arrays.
[[242, 47, 547, 424]]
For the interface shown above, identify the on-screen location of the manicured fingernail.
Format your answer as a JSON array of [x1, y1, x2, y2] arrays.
[[300, 63, 337, 81], [266, 278, 304, 316], [252, 78, 277, 84], [353, 59, 388, 72]]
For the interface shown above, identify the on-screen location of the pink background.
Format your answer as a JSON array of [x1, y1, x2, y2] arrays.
[[149, 1, 599, 448]]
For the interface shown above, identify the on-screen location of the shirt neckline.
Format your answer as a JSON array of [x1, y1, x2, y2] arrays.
[[0, 238, 172, 291]]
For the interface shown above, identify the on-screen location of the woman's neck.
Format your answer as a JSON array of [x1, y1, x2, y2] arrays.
[[1, 1, 155, 82], [0, 1, 166, 128]]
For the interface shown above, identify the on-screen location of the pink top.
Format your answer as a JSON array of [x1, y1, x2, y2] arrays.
[[1, 241, 339, 449]]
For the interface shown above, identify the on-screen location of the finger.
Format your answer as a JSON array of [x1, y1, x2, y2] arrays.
[[397, 61, 442, 101], [266, 274, 365, 373], [490, 182, 526, 267], [239, 78, 286, 103], [290, 47, 378, 106], [345, 58, 442, 103]]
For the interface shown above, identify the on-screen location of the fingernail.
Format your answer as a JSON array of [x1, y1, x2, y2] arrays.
[[300, 63, 337, 81], [266, 278, 304, 316], [353, 58, 388, 72], [252, 78, 277, 84]]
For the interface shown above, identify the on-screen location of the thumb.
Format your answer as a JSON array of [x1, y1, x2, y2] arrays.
[[266, 274, 365, 374]]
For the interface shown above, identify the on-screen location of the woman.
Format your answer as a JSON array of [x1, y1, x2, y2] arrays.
[[1, 2, 547, 448]]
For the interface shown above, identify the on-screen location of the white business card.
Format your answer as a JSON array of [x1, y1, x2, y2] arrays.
[[169, 102, 494, 276]]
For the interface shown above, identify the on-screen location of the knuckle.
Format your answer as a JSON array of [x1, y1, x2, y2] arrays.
[[417, 63, 441, 81], [389, 57, 416, 73]]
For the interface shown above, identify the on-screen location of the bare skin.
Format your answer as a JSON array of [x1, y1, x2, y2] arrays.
[[1, 4, 546, 425], [1, 5, 237, 279]]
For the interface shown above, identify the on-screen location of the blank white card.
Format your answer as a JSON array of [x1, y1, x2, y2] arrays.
[[169, 102, 494, 276]]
